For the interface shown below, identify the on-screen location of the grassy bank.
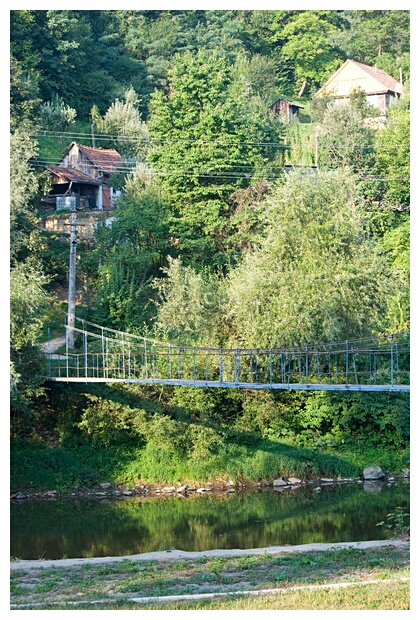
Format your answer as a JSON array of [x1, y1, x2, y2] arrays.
[[11, 382, 409, 492], [10, 543, 410, 610], [10, 437, 409, 492]]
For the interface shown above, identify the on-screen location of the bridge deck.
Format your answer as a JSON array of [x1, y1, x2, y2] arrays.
[[46, 377, 410, 392], [43, 318, 410, 393]]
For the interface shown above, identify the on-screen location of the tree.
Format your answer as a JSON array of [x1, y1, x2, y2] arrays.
[[229, 51, 280, 106], [10, 129, 44, 265], [10, 262, 49, 426], [359, 95, 410, 267], [40, 95, 77, 145], [226, 170, 393, 348], [348, 87, 380, 119], [341, 10, 410, 81], [99, 87, 150, 160], [147, 49, 284, 270], [269, 11, 348, 94], [152, 257, 227, 347], [10, 129, 49, 423], [379, 218, 409, 333], [11, 10, 149, 119], [10, 55, 41, 131], [92, 188, 171, 331], [373, 98, 410, 209], [317, 103, 375, 173]]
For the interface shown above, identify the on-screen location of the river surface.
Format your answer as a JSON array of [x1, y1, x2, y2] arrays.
[[10, 481, 409, 560]]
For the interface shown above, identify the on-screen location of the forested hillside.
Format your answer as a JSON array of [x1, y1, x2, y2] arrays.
[[10, 10, 410, 489]]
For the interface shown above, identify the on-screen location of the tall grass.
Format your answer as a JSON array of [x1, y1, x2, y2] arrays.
[[11, 435, 408, 491]]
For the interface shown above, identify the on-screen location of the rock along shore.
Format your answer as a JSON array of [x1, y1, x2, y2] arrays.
[[10, 467, 409, 502]]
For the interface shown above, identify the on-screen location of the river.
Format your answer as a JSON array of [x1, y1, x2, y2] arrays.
[[10, 479, 409, 560]]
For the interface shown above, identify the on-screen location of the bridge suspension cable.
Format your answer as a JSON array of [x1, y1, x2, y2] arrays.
[[43, 317, 410, 393]]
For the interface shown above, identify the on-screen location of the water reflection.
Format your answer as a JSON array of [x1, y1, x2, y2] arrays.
[[10, 482, 409, 560]]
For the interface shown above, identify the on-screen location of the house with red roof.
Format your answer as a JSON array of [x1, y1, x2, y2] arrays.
[[45, 142, 124, 211], [315, 59, 403, 116]]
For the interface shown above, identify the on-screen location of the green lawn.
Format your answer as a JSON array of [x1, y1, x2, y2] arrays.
[[10, 542, 409, 610]]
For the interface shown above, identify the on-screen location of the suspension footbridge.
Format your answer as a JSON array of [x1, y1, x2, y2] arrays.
[[43, 317, 410, 392]]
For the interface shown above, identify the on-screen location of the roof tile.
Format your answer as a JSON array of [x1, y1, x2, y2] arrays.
[[47, 166, 101, 184], [350, 60, 402, 93], [77, 144, 124, 173]]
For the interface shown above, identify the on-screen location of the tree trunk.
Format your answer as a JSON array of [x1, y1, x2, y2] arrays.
[[298, 79, 307, 98]]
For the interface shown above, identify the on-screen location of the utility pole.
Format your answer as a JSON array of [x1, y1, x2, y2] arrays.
[[67, 206, 77, 349], [315, 132, 319, 170]]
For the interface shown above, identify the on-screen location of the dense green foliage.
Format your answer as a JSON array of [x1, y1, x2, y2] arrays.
[[147, 50, 284, 269], [226, 170, 391, 347], [10, 9, 410, 488]]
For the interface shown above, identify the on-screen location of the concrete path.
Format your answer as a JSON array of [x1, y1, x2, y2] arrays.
[[10, 539, 409, 571]]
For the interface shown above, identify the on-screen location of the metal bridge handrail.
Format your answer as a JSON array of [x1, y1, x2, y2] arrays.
[[65, 314, 409, 355]]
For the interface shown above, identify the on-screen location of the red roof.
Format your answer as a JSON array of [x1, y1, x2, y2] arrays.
[[76, 144, 124, 173], [47, 166, 101, 184], [350, 60, 402, 93]]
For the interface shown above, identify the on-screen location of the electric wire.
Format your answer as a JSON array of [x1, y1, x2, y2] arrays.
[[33, 128, 398, 151], [28, 157, 409, 182]]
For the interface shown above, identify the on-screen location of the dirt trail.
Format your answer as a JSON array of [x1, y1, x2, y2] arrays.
[[39, 336, 66, 353]]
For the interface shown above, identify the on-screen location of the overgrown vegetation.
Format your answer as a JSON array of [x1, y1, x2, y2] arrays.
[[11, 382, 409, 491], [10, 9, 410, 489]]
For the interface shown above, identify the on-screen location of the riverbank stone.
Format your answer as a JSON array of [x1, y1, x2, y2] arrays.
[[10, 491, 26, 500], [273, 478, 288, 487], [363, 465, 386, 480]]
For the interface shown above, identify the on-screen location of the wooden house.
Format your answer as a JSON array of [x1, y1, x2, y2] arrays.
[[44, 142, 124, 211], [315, 59, 403, 116], [269, 97, 304, 122]]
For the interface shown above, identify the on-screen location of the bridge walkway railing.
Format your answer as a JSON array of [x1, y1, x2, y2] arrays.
[[44, 317, 410, 392]]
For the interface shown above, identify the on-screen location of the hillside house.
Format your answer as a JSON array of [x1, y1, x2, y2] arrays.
[[315, 59, 403, 116], [44, 142, 124, 211], [269, 97, 304, 122]]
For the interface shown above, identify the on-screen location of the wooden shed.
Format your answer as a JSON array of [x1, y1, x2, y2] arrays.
[[269, 97, 304, 123]]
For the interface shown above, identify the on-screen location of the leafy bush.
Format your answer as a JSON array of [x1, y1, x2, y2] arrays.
[[77, 396, 149, 447]]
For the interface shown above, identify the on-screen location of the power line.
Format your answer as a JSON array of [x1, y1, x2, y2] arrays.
[[30, 157, 409, 179], [33, 128, 399, 152], [35, 129, 292, 149], [28, 158, 410, 182]]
